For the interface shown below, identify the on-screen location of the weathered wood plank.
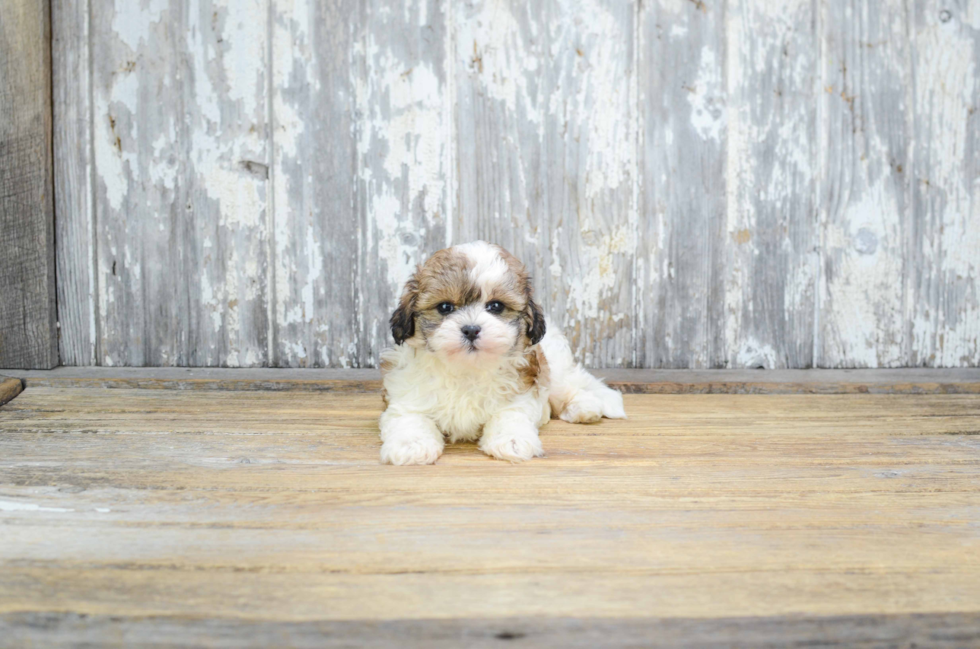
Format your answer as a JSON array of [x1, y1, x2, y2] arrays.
[[638, 0, 726, 368], [0, 0, 58, 369], [3, 611, 979, 648], [352, 0, 452, 367], [0, 378, 23, 406], [818, 0, 913, 368], [907, 1, 980, 367], [89, 0, 271, 367], [2, 367, 979, 394], [0, 389, 978, 637], [271, 0, 359, 368], [640, 0, 817, 370], [454, 0, 638, 367], [725, 0, 817, 368], [52, 0, 96, 367]]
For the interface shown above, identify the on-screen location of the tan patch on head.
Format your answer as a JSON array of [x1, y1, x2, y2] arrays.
[[489, 246, 532, 307], [487, 245, 546, 346], [414, 248, 479, 311], [418, 243, 533, 312]]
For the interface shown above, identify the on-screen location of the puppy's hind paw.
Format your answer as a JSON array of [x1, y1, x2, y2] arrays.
[[559, 392, 603, 424], [561, 385, 627, 422], [597, 386, 626, 419]]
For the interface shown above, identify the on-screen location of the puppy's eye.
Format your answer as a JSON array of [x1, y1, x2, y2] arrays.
[[436, 302, 455, 315], [485, 300, 505, 314]]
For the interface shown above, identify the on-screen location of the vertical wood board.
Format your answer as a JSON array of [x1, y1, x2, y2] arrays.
[[906, 0, 980, 367], [52, 0, 97, 366], [455, 0, 638, 367], [88, 0, 271, 367], [638, 0, 727, 368], [271, 0, 360, 367], [724, 0, 817, 369], [0, 0, 58, 370], [818, 0, 914, 368]]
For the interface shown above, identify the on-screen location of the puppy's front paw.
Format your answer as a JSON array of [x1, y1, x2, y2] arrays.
[[380, 434, 443, 465], [480, 434, 544, 463], [479, 417, 544, 463]]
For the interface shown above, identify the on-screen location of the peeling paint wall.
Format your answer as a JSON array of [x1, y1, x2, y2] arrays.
[[53, 0, 980, 368]]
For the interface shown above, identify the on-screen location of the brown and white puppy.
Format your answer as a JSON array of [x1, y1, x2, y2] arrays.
[[379, 241, 626, 465]]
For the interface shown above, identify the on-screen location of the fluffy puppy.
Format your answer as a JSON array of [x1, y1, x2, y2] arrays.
[[379, 241, 626, 465]]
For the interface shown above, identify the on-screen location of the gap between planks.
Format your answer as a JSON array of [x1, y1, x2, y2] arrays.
[[1, 367, 978, 394]]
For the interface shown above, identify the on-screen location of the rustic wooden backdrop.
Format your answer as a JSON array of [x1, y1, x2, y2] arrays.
[[50, 0, 979, 369]]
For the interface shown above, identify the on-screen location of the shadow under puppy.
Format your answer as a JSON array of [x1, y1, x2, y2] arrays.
[[379, 241, 626, 465]]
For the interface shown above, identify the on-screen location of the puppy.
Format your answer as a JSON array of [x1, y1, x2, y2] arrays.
[[379, 241, 626, 465]]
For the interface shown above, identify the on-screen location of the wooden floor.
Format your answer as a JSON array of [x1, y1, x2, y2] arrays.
[[1, 383, 979, 646]]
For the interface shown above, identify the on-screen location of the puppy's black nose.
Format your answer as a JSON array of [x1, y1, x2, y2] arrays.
[[461, 325, 481, 341]]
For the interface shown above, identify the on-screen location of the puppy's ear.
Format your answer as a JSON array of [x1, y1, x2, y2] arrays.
[[524, 299, 546, 345], [390, 274, 419, 345]]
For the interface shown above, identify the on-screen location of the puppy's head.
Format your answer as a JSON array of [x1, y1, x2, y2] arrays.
[[390, 242, 546, 364]]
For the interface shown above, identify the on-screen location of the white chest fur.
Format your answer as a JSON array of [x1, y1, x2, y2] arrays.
[[381, 346, 539, 442]]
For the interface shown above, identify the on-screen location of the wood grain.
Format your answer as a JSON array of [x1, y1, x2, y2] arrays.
[[86, 0, 272, 367], [639, 0, 818, 370], [724, 0, 817, 369], [271, 0, 359, 368], [638, 0, 727, 369], [818, 0, 912, 368], [907, 1, 980, 367], [1, 388, 978, 646], [52, 0, 97, 367], [0, 0, 58, 369]]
